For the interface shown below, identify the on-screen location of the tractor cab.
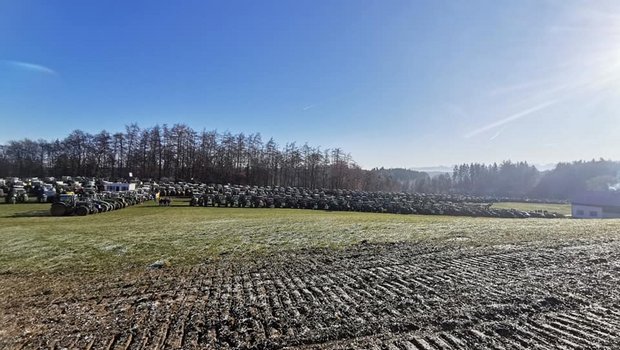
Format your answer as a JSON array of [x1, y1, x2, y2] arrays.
[[57, 193, 78, 205]]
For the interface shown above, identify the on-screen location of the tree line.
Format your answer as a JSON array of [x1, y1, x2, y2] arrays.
[[0, 124, 393, 190], [362, 162, 540, 196], [356, 160, 619, 199], [442, 159, 619, 199], [1, 124, 618, 199]]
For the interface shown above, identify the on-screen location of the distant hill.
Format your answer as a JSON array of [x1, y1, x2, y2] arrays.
[[424, 171, 451, 178], [411, 166, 453, 174], [533, 163, 557, 172]]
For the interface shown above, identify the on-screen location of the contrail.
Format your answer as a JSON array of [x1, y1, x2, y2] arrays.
[[465, 100, 558, 138], [488, 79, 551, 97], [1, 60, 57, 75], [489, 125, 507, 141]]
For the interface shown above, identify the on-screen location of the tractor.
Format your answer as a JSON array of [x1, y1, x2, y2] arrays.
[[5, 186, 28, 204], [50, 194, 95, 216]]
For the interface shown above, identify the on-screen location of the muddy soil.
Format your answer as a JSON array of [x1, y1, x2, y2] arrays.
[[2, 240, 620, 349]]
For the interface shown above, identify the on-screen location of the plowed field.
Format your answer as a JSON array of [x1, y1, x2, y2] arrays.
[[3, 239, 620, 349]]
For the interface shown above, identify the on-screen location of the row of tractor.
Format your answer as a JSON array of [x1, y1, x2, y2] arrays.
[[1, 177, 89, 204], [49, 192, 149, 216], [3, 176, 567, 218], [186, 184, 566, 219], [1, 176, 158, 205]]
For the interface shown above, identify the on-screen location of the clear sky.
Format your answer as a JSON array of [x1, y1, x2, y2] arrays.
[[1, 0, 619, 168]]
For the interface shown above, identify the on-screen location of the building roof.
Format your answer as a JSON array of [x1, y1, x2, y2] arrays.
[[572, 191, 620, 207]]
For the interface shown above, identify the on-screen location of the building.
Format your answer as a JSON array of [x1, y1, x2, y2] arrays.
[[103, 182, 136, 192], [571, 191, 620, 218]]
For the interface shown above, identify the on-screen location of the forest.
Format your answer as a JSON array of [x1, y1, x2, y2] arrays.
[[0, 123, 618, 200], [0, 124, 392, 190]]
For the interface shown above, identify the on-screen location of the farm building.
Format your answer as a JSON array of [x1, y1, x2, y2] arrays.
[[571, 191, 620, 218], [103, 182, 136, 192]]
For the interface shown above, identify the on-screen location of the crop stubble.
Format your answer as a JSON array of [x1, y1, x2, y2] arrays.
[[2, 240, 620, 349]]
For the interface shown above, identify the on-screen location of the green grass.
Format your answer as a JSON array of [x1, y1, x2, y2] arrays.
[[0, 199, 617, 274], [492, 201, 571, 216]]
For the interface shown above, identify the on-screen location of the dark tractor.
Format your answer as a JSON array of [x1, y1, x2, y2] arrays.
[[35, 186, 50, 203], [50, 194, 94, 216], [5, 186, 28, 204], [93, 199, 114, 212], [50, 194, 79, 216], [5, 193, 17, 204], [38, 193, 48, 203], [74, 200, 93, 216], [189, 194, 203, 206]]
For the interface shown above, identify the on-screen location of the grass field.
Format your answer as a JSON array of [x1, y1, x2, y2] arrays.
[[492, 201, 571, 215], [3, 200, 620, 348], [0, 199, 615, 274]]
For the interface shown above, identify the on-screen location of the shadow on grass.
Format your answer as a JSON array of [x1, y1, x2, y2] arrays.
[[134, 204, 202, 208], [10, 210, 50, 218]]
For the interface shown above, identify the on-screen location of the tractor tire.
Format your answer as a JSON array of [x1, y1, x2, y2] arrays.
[[50, 203, 68, 216], [76, 206, 89, 216]]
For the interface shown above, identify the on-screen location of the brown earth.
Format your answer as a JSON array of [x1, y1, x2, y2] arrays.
[[2, 240, 620, 349]]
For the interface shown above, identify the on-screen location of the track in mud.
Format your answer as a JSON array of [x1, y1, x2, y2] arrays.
[[4, 241, 620, 349]]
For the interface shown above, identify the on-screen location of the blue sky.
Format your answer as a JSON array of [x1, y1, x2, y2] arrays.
[[1, 0, 619, 168]]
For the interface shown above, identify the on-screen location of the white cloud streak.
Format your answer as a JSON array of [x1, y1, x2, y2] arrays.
[[465, 100, 558, 139], [2, 60, 58, 75], [487, 79, 552, 97]]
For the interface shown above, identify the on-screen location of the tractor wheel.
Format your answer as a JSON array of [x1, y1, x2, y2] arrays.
[[50, 203, 67, 216], [76, 206, 89, 216]]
